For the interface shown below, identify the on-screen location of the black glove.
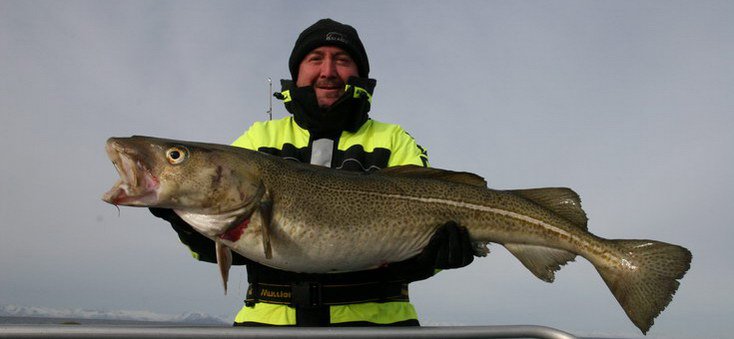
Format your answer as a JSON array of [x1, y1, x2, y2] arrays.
[[149, 207, 250, 265], [422, 221, 475, 269], [150, 207, 200, 238], [387, 221, 475, 282]]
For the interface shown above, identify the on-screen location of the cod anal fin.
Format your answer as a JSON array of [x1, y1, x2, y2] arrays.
[[215, 241, 232, 295], [259, 191, 273, 260], [504, 243, 576, 282]]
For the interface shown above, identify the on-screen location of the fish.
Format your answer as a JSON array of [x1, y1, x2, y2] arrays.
[[102, 135, 691, 334]]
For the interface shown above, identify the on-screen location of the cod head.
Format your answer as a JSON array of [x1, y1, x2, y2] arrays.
[[102, 136, 263, 215]]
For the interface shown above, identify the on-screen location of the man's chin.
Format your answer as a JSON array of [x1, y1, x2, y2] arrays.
[[315, 94, 342, 108]]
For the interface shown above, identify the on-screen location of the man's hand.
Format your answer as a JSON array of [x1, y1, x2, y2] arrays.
[[149, 207, 197, 236], [418, 221, 475, 269], [387, 221, 475, 282]]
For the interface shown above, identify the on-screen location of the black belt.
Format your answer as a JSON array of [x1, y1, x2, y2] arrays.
[[245, 281, 410, 308]]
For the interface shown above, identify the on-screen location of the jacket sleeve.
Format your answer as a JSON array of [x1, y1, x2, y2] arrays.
[[387, 126, 429, 168], [231, 125, 257, 150]]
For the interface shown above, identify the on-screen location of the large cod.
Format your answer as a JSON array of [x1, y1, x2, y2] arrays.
[[102, 135, 691, 334]]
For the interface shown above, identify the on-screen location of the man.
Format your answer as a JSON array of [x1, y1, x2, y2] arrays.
[[151, 18, 474, 327]]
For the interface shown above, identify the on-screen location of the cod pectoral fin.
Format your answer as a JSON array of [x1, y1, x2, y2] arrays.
[[504, 243, 576, 282], [215, 241, 232, 295], [258, 195, 273, 260]]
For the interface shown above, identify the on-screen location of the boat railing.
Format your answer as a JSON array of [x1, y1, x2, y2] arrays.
[[0, 324, 580, 338]]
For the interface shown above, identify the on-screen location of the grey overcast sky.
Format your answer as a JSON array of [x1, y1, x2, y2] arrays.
[[1, 1, 732, 338]]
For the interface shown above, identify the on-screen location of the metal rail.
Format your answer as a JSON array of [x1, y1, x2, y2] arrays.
[[0, 325, 578, 339]]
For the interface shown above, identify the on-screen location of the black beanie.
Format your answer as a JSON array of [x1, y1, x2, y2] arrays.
[[289, 19, 369, 81]]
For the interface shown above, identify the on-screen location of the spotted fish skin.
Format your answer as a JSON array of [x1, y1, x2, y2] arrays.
[[103, 135, 691, 334]]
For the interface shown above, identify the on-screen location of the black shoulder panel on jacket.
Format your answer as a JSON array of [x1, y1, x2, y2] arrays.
[[333, 145, 391, 173], [258, 144, 311, 163]]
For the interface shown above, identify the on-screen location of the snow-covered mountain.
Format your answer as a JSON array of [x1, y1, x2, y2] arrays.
[[0, 304, 229, 325]]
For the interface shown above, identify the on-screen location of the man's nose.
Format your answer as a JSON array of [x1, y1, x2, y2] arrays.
[[319, 59, 338, 78]]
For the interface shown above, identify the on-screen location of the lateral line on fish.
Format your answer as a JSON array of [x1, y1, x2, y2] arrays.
[[407, 195, 573, 238], [320, 185, 573, 238]]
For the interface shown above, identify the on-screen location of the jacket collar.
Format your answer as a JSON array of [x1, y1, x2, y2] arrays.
[[276, 77, 377, 138]]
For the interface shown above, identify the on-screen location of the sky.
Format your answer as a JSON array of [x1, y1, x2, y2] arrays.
[[1, 0, 732, 337]]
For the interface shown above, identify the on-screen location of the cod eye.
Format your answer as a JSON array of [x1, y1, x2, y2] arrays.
[[166, 146, 188, 165]]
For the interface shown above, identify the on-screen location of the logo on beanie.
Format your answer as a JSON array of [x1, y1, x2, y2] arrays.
[[325, 32, 349, 44]]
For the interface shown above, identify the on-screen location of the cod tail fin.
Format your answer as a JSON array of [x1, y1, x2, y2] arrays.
[[215, 241, 233, 295], [595, 240, 691, 334]]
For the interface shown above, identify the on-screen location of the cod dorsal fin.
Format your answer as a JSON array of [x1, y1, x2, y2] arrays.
[[379, 165, 487, 187], [509, 187, 588, 229]]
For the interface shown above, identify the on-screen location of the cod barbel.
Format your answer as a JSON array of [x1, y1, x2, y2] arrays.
[[102, 135, 691, 334]]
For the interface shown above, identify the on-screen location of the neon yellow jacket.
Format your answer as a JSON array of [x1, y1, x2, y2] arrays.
[[230, 115, 429, 325]]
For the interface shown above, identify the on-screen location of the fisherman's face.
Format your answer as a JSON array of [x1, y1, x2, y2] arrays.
[[296, 46, 359, 108]]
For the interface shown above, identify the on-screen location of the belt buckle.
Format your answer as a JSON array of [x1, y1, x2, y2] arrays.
[[292, 281, 322, 308]]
